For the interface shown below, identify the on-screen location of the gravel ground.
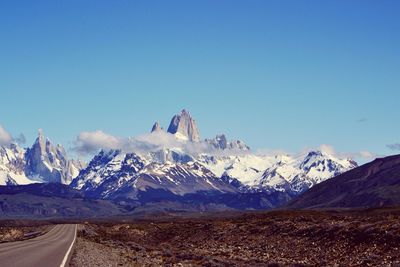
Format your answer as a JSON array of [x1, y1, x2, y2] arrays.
[[70, 237, 133, 267], [69, 208, 400, 266]]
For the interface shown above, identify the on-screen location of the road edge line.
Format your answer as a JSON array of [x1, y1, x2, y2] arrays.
[[60, 224, 77, 267]]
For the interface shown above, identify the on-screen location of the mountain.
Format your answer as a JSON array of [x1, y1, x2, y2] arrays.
[[288, 154, 400, 209], [198, 150, 357, 195], [260, 151, 357, 193], [0, 130, 84, 186], [205, 134, 250, 151], [0, 109, 359, 211], [25, 130, 83, 184], [151, 122, 163, 133], [70, 150, 147, 197], [72, 149, 356, 209], [167, 109, 201, 142], [71, 150, 238, 200], [0, 144, 30, 185], [70, 148, 296, 210], [69, 110, 358, 209]]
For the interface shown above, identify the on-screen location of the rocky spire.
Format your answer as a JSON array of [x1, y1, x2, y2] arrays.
[[151, 122, 162, 133], [25, 130, 81, 184], [167, 109, 200, 142]]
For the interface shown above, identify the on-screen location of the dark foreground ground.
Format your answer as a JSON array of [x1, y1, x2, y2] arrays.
[[0, 220, 52, 243], [67, 207, 400, 266]]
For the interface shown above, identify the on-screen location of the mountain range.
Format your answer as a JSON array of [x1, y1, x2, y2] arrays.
[[7, 110, 400, 216], [0, 110, 362, 212], [0, 130, 84, 186]]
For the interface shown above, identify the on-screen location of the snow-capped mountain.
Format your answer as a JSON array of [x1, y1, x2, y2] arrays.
[[0, 131, 84, 186], [198, 151, 357, 194], [71, 149, 238, 201], [70, 150, 146, 193], [0, 109, 358, 210], [0, 143, 31, 185], [70, 110, 357, 208], [259, 151, 357, 193], [205, 134, 250, 151]]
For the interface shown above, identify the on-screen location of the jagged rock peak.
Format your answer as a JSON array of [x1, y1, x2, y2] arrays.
[[151, 122, 163, 133], [167, 109, 200, 142], [25, 130, 82, 184], [38, 128, 44, 138], [35, 128, 46, 147], [206, 134, 228, 149], [205, 134, 250, 151]]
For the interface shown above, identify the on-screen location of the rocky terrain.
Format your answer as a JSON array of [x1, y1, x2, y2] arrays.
[[70, 208, 400, 266], [0, 221, 51, 243]]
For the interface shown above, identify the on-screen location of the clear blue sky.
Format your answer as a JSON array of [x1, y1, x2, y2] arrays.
[[1, 0, 399, 159]]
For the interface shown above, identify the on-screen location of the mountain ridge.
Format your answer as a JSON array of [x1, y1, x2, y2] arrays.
[[288, 154, 400, 209], [0, 131, 84, 186], [0, 110, 362, 211]]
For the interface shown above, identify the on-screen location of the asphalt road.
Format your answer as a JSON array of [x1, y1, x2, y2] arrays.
[[0, 224, 77, 267]]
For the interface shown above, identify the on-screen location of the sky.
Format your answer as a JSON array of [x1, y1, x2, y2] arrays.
[[0, 0, 399, 161]]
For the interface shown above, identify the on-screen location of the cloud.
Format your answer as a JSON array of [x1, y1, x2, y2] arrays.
[[0, 125, 13, 146], [74, 130, 123, 154], [73, 130, 251, 157], [134, 132, 181, 149], [73, 130, 190, 155], [72, 130, 380, 165], [387, 143, 400, 151], [356, 118, 368, 123], [295, 144, 378, 163], [319, 144, 336, 155], [349, 151, 378, 161], [318, 144, 379, 160]]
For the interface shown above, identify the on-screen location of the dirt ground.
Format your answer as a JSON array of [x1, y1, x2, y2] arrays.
[[70, 208, 400, 266]]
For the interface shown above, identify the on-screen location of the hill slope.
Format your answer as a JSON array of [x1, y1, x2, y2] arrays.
[[288, 154, 400, 209]]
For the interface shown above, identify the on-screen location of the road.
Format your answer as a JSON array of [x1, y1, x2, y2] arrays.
[[0, 224, 77, 267]]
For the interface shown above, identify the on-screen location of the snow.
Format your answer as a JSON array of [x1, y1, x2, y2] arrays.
[[198, 150, 356, 193], [0, 171, 41, 186], [198, 154, 277, 186], [174, 132, 190, 142]]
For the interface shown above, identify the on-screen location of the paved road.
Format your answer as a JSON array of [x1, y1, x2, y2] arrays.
[[0, 224, 77, 267]]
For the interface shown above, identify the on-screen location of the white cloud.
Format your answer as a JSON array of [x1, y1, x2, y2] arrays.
[[73, 130, 251, 157], [358, 150, 375, 159], [73, 131, 381, 165], [319, 144, 336, 155], [74, 130, 122, 154], [135, 131, 181, 149], [291, 144, 378, 163], [318, 144, 378, 162], [0, 125, 12, 146], [73, 130, 187, 155]]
